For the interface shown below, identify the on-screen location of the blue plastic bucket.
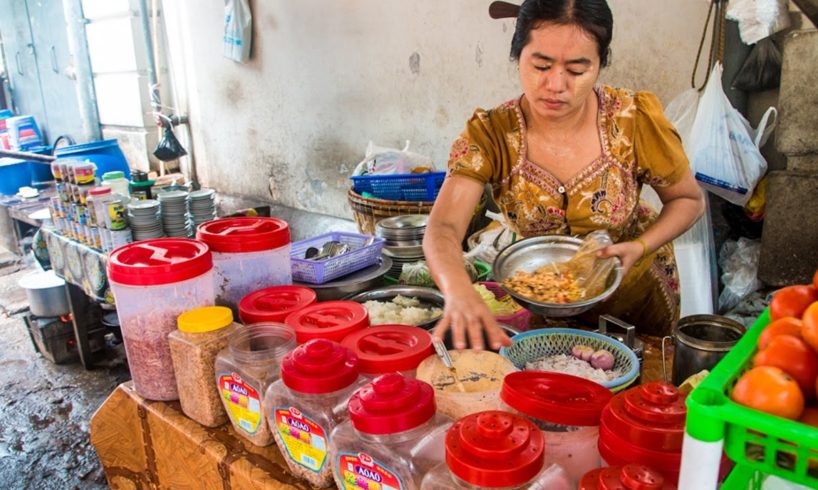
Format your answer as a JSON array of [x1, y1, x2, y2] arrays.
[[0, 158, 32, 195], [54, 139, 131, 179]]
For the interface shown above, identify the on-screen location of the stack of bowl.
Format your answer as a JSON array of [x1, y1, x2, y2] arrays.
[[189, 188, 217, 228], [127, 200, 163, 241], [157, 190, 191, 237], [375, 214, 427, 278]]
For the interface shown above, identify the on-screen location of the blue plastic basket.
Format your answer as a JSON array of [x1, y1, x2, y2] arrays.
[[290, 232, 385, 284], [350, 172, 445, 201]]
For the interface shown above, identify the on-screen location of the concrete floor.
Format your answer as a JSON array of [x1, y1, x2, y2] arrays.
[[0, 249, 130, 489]]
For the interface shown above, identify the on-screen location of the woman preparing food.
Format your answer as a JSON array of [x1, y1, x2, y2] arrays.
[[423, 0, 705, 350]]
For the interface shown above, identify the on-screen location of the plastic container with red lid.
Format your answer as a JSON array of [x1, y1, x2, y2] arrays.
[[421, 410, 573, 489], [340, 325, 433, 378], [107, 238, 215, 400], [500, 371, 612, 487], [598, 382, 687, 484], [285, 301, 369, 343], [579, 464, 676, 490], [196, 217, 291, 312], [264, 339, 366, 488], [239, 285, 317, 324], [330, 373, 453, 490]]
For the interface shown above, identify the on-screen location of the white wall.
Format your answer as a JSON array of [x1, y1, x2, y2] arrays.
[[162, 0, 710, 217]]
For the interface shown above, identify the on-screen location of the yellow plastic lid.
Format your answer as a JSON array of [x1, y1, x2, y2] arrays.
[[177, 306, 234, 333]]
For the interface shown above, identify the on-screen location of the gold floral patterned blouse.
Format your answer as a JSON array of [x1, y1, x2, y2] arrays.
[[448, 85, 690, 335]]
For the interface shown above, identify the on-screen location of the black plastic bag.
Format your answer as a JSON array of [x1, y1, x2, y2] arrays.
[[153, 125, 187, 161], [732, 37, 782, 92]]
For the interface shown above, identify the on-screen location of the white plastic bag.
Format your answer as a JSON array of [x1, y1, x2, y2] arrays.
[[688, 63, 769, 206], [351, 140, 435, 176], [727, 0, 790, 45], [718, 238, 762, 313], [224, 0, 252, 63], [664, 88, 700, 149]]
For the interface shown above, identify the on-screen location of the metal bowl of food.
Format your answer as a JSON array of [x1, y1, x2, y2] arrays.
[[345, 285, 444, 329], [492, 235, 623, 317]]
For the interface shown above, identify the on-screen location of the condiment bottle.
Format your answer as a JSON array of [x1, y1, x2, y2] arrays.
[[340, 325, 434, 378], [239, 285, 317, 324], [579, 464, 677, 490], [284, 301, 369, 344], [129, 170, 154, 200], [87, 186, 114, 229], [264, 339, 365, 488], [331, 373, 453, 490], [214, 322, 296, 446], [500, 371, 612, 487], [169, 306, 239, 427], [421, 410, 573, 489]]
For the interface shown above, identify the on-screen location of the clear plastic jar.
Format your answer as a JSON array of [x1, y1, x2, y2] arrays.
[[330, 373, 452, 490], [421, 411, 573, 490], [101, 170, 130, 197], [215, 322, 296, 446], [340, 325, 433, 378], [168, 306, 239, 427], [265, 339, 364, 488], [500, 371, 612, 487]]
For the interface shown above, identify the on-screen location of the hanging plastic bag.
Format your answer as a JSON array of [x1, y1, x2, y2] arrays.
[[351, 140, 435, 176], [688, 63, 769, 206], [718, 238, 762, 313], [726, 0, 790, 45], [664, 88, 700, 149], [153, 124, 188, 161], [224, 0, 252, 63], [732, 37, 782, 92]]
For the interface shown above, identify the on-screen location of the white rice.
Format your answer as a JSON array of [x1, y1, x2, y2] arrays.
[[525, 354, 622, 384], [364, 295, 442, 326]]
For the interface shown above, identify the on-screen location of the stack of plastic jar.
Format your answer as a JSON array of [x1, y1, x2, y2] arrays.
[[239, 285, 317, 324], [421, 410, 573, 489], [284, 301, 369, 344], [196, 217, 292, 313], [500, 371, 612, 486], [331, 373, 452, 490], [215, 322, 296, 446], [107, 238, 215, 400], [168, 306, 239, 427], [598, 382, 687, 484], [265, 339, 364, 488], [579, 464, 676, 489], [340, 325, 433, 378]]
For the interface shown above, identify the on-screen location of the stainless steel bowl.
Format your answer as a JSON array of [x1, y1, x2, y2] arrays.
[[345, 285, 444, 329], [293, 256, 392, 301], [492, 235, 623, 317], [376, 215, 428, 241]]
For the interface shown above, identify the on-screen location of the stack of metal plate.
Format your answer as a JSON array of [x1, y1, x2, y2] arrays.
[[157, 190, 191, 237], [189, 189, 217, 228], [375, 214, 428, 277], [127, 200, 163, 241]]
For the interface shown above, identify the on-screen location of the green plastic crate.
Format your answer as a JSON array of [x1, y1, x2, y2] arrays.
[[687, 309, 818, 487]]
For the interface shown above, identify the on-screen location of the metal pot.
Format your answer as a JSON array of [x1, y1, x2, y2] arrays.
[[18, 270, 69, 318], [672, 314, 745, 385]]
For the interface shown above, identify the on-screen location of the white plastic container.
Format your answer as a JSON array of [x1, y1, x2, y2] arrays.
[[101, 170, 130, 197], [265, 339, 365, 488], [196, 217, 292, 313], [88, 186, 115, 229], [107, 238, 215, 401], [500, 371, 612, 487], [421, 411, 573, 490], [330, 373, 452, 490]]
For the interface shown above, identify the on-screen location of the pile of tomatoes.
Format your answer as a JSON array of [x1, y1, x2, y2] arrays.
[[731, 269, 818, 424]]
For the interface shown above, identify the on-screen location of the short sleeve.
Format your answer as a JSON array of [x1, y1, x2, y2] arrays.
[[447, 108, 503, 185], [633, 91, 691, 188]]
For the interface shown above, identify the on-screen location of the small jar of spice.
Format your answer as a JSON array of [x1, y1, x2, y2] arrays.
[[169, 306, 239, 427]]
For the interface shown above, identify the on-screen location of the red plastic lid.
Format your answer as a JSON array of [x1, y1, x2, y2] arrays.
[[446, 411, 544, 488], [239, 286, 317, 324], [340, 325, 433, 374], [500, 371, 612, 426], [196, 217, 290, 253], [285, 301, 369, 344], [600, 382, 687, 452], [579, 465, 676, 490], [89, 186, 112, 196], [348, 373, 436, 434], [107, 238, 213, 286], [280, 339, 359, 394]]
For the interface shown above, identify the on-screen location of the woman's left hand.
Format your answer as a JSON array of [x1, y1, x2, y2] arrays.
[[597, 240, 645, 277]]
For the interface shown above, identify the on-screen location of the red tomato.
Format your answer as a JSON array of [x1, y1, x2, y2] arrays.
[[799, 407, 818, 429], [758, 317, 803, 350], [755, 334, 818, 399], [802, 302, 818, 354], [770, 285, 818, 321], [814, 268, 818, 290], [732, 366, 804, 420]]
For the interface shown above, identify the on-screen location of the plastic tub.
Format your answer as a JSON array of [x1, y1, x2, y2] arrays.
[[284, 301, 369, 344], [500, 371, 612, 487], [197, 217, 292, 312], [102, 170, 130, 197], [107, 238, 215, 400], [265, 339, 364, 488], [331, 373, 453, 490], [215, 322, 296, 446], [54, 139, 131, 179], [0, 158, 32, 195], [238, 285, 317, 324], [421, 410, 573, 489], [477, 281, 531, 331], [340, 325, 433, 378]]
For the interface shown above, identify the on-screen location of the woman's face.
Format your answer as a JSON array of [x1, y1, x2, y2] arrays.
[[518, 22, 602, 121]]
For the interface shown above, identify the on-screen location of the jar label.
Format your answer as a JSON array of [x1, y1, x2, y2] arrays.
[[273, 407, 328, 473], [218, 373, 262, 435], [337, 452, 402, 490]]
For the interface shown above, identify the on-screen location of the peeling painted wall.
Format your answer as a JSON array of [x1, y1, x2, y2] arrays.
[[162, 0, 709, 218]]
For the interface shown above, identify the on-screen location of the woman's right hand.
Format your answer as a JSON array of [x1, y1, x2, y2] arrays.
[[433, 285, 512, 350]]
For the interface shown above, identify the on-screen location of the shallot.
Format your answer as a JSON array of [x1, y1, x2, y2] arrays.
[[571, 344, 594, 362], [590, 349, 615, 370]]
